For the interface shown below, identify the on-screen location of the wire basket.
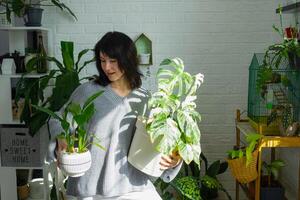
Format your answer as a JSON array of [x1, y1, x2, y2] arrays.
[[227, 150, 258, 184]]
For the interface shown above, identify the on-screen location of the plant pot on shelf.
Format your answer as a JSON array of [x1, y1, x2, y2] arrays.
[[227, 150, 258, 184], [59, 149, 92, 177], [128, 117, 164, 177], [24, 7, 44, 27], [16, 169, 30, 200], [260, 176, 285, 200]]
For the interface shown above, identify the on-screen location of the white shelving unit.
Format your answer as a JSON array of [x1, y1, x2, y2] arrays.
[[0, 27, 52, 200]]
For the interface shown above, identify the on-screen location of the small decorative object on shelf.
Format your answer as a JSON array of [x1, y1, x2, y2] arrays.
[[36, 35, 47, 73], [1, 58, 16, 74], [247, 53, 300, 135], [0, 13, 13, 27], [134, 33, 152, 65]]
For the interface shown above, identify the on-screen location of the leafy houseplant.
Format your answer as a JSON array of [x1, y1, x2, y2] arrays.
[[260, 159, 285, 200], [0, 0, 77, 25], [127, 57, 204, 177], [154, 153, 232, 200], [32, 90, 105, 177], [227, 133, 262, 183], [15, 41, 95, 136], [147, 58, 204, 165], [227, 133, 262, 166]]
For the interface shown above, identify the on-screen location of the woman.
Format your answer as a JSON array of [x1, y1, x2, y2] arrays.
[[49, 31, 182, 200]]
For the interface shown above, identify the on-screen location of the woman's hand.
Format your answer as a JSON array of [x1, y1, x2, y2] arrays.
[[159, 152, 182, 170]]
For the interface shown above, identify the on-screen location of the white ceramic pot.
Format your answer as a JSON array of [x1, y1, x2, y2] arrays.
[[59, 149, 91, 177], [139, 53, 151, 65], [128, 117, 164, 177]]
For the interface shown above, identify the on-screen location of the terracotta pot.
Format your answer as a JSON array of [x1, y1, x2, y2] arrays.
[[17, 184, 29, 200]]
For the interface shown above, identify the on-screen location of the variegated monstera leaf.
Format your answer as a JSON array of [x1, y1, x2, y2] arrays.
[[147, 58, 204, 166]]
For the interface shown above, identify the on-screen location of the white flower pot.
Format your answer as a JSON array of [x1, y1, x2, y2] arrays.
[[59, 149, 91, 177], [128, 118, 164, 177], [139, 53, 151, 65]]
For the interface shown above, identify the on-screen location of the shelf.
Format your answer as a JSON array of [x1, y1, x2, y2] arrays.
[[276, 2, 300, 14], [0, 73, 48, 78], [236, 121, 300, 148], [0, 27, 50, 31]]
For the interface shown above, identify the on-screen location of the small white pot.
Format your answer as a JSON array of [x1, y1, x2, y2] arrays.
[[128, 117, 164, 177], [59, 149, 91, 177], [139, 53, 151, 65]]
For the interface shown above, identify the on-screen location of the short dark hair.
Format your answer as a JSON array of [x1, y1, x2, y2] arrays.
[[94, 31, 142, 89]]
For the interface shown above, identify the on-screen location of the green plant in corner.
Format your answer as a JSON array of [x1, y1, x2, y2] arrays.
[[146, 57, 204, 166], [15, 41, 95, 136], [154, 153, 232, 200], [262, 159, 285, 187], [227, 133, 262, 166], [0, 0, 77, 23]]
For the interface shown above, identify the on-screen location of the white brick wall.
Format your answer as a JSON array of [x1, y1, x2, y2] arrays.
[[41, 0, 299, 199]]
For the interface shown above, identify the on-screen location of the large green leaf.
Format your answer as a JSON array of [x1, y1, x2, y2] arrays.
[[206, 160, 220, 178], [176, 109, 200, 143], [82, 90, 104, 110], [75, 49, 90, 70], [170, 176, 201, 200], [50, 0, 77, 20], [31, 105, 62, 121], [27, 111, 51, 136], [50, 71, 80, 111], [148, 118, 181, 155], [61, 41, 74, 71]]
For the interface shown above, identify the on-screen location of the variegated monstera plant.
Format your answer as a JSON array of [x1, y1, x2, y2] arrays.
[[147, 58, 204, 166]]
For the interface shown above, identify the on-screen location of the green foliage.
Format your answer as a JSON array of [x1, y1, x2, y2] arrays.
[[32, 91, 105, 153], [147, 57, 204, 165], [154, 153, 231, 200], [262, 159, 285, 187], [0, 0, 77, 23], [15, 41, 95, 136], [227, 133, 262, 166], [171, 176, 201, 200]]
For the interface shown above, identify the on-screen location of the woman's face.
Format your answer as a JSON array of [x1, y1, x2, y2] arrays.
[[100, 52, 125, 83]]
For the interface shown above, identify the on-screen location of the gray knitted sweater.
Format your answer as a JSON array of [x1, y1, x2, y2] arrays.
[[47, 81, 182, 197]]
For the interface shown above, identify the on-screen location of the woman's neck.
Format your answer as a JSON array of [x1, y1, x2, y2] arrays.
[[110, 78, 132, 97]]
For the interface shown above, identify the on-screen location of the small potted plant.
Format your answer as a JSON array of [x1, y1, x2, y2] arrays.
[[0, 0, 77, 26], [128, 57, 204, 177], [227, 133, 262, 183], [260, 159, 285, 200], [262, 5, 300, 70], [32, 90, 105, 177]]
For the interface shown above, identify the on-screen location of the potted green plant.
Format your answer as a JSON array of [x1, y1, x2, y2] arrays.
[[32, 90, 105, 177], [227, 133, 262, 183], [263, 5, 300, 71], [128, 57, 204, 177], [0, 0, 77, 26], [260, 159, 285, 200], [15, 41, 95, 136], [154, 153, 232, 200]]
